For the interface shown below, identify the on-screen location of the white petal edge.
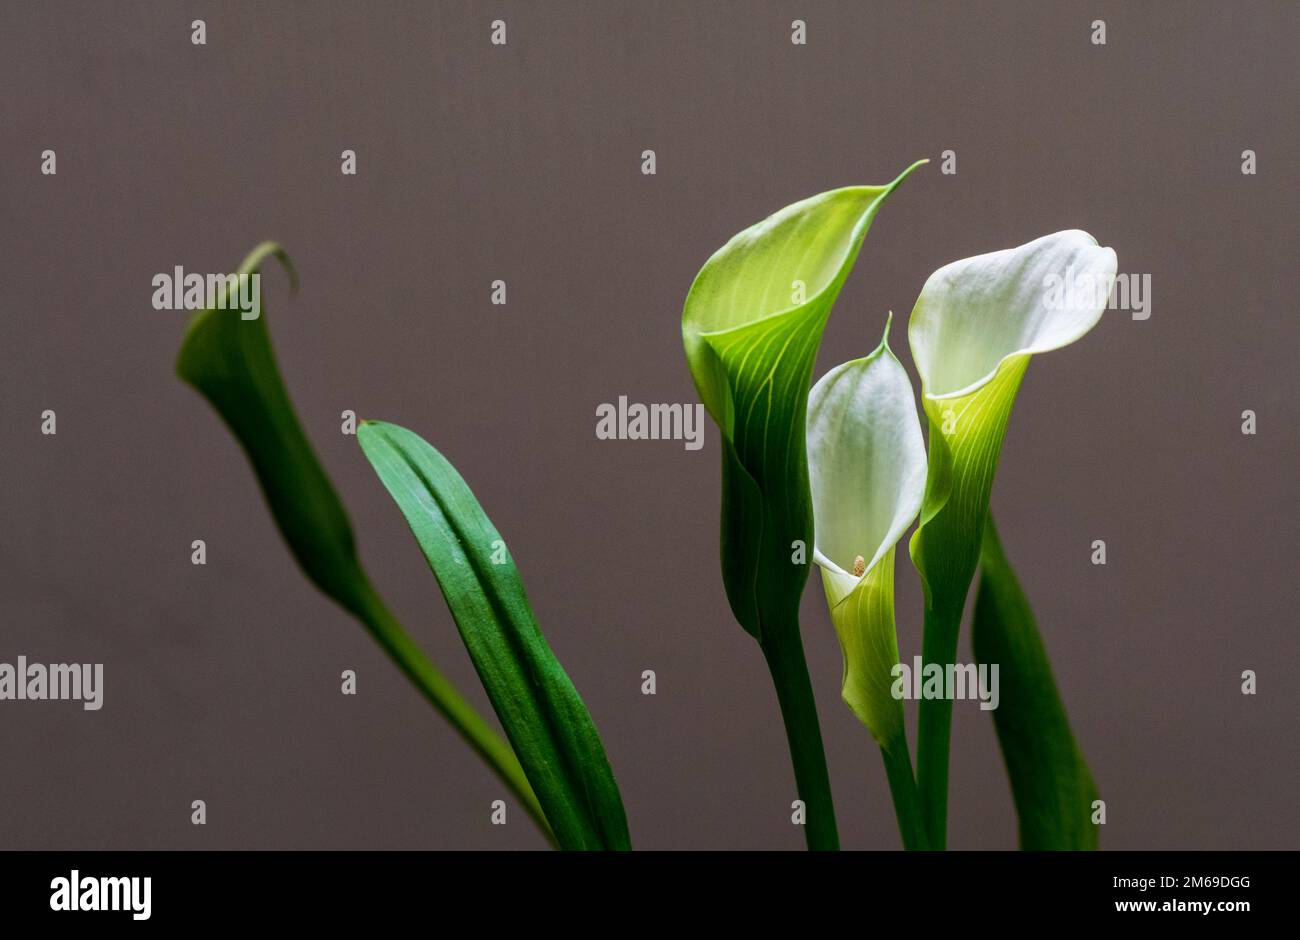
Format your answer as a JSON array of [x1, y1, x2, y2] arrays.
[[908, 230, 1117, 400], [807, 321, 927, 605]]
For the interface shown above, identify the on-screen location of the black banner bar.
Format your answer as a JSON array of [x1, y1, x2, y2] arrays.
[[0, 851, 1287, 925]]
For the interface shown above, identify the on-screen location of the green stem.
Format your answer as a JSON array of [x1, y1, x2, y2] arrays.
[[355, 584, 558, 848], [881, 738, 930, 850], [762, 622, 840, 850], [915, 600, 961, 850]]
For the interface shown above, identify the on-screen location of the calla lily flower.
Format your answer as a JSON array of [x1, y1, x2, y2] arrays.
[[808, 320, 930, 850], [681, 161, 925, 851], [807, 317, 926, 745], [906, 230, 1116, 849], [909, 230, 1117, 401], [806, 318, 930, 852]]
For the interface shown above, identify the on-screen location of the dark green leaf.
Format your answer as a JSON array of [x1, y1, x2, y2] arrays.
[[973, 514, 1100, 850], [176, 243, 552, 844], [358, 420, 631, 851]]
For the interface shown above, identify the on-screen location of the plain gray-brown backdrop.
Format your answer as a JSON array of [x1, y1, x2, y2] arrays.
[[1, 1, 1296, 849]]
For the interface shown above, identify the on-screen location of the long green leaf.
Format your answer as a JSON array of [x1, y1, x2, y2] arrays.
[[176, 242, 554, 845], [973, 514, 1099, 849], [682, 162, 925, 850], [357, 420, 631, 851]]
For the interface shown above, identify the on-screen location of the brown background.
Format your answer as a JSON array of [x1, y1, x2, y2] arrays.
[[1, 1, 1296, 850]]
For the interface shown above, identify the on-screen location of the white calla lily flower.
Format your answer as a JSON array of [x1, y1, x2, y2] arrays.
[[905, 229, 1116, 850], [909, 229, 1117, 401], [807, 317, 926, 746]]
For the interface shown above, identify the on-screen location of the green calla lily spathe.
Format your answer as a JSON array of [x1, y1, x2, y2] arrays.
[[907, 230, 1116, 848], [682, 162, 925, 850], [807, 317, 929, 849]]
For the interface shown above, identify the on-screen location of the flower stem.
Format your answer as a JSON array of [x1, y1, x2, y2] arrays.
[[762, 621, 840, 850], [881, 738, 930, 850], [915, 600, 961, 850]]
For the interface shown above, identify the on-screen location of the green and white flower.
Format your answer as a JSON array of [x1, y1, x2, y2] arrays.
[[807, 317, 926, 745], [680, 162, 925, 851], [807, 316, 930, 849], [906, 229, 1115, 849], [909, 230, 1117, 401]]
